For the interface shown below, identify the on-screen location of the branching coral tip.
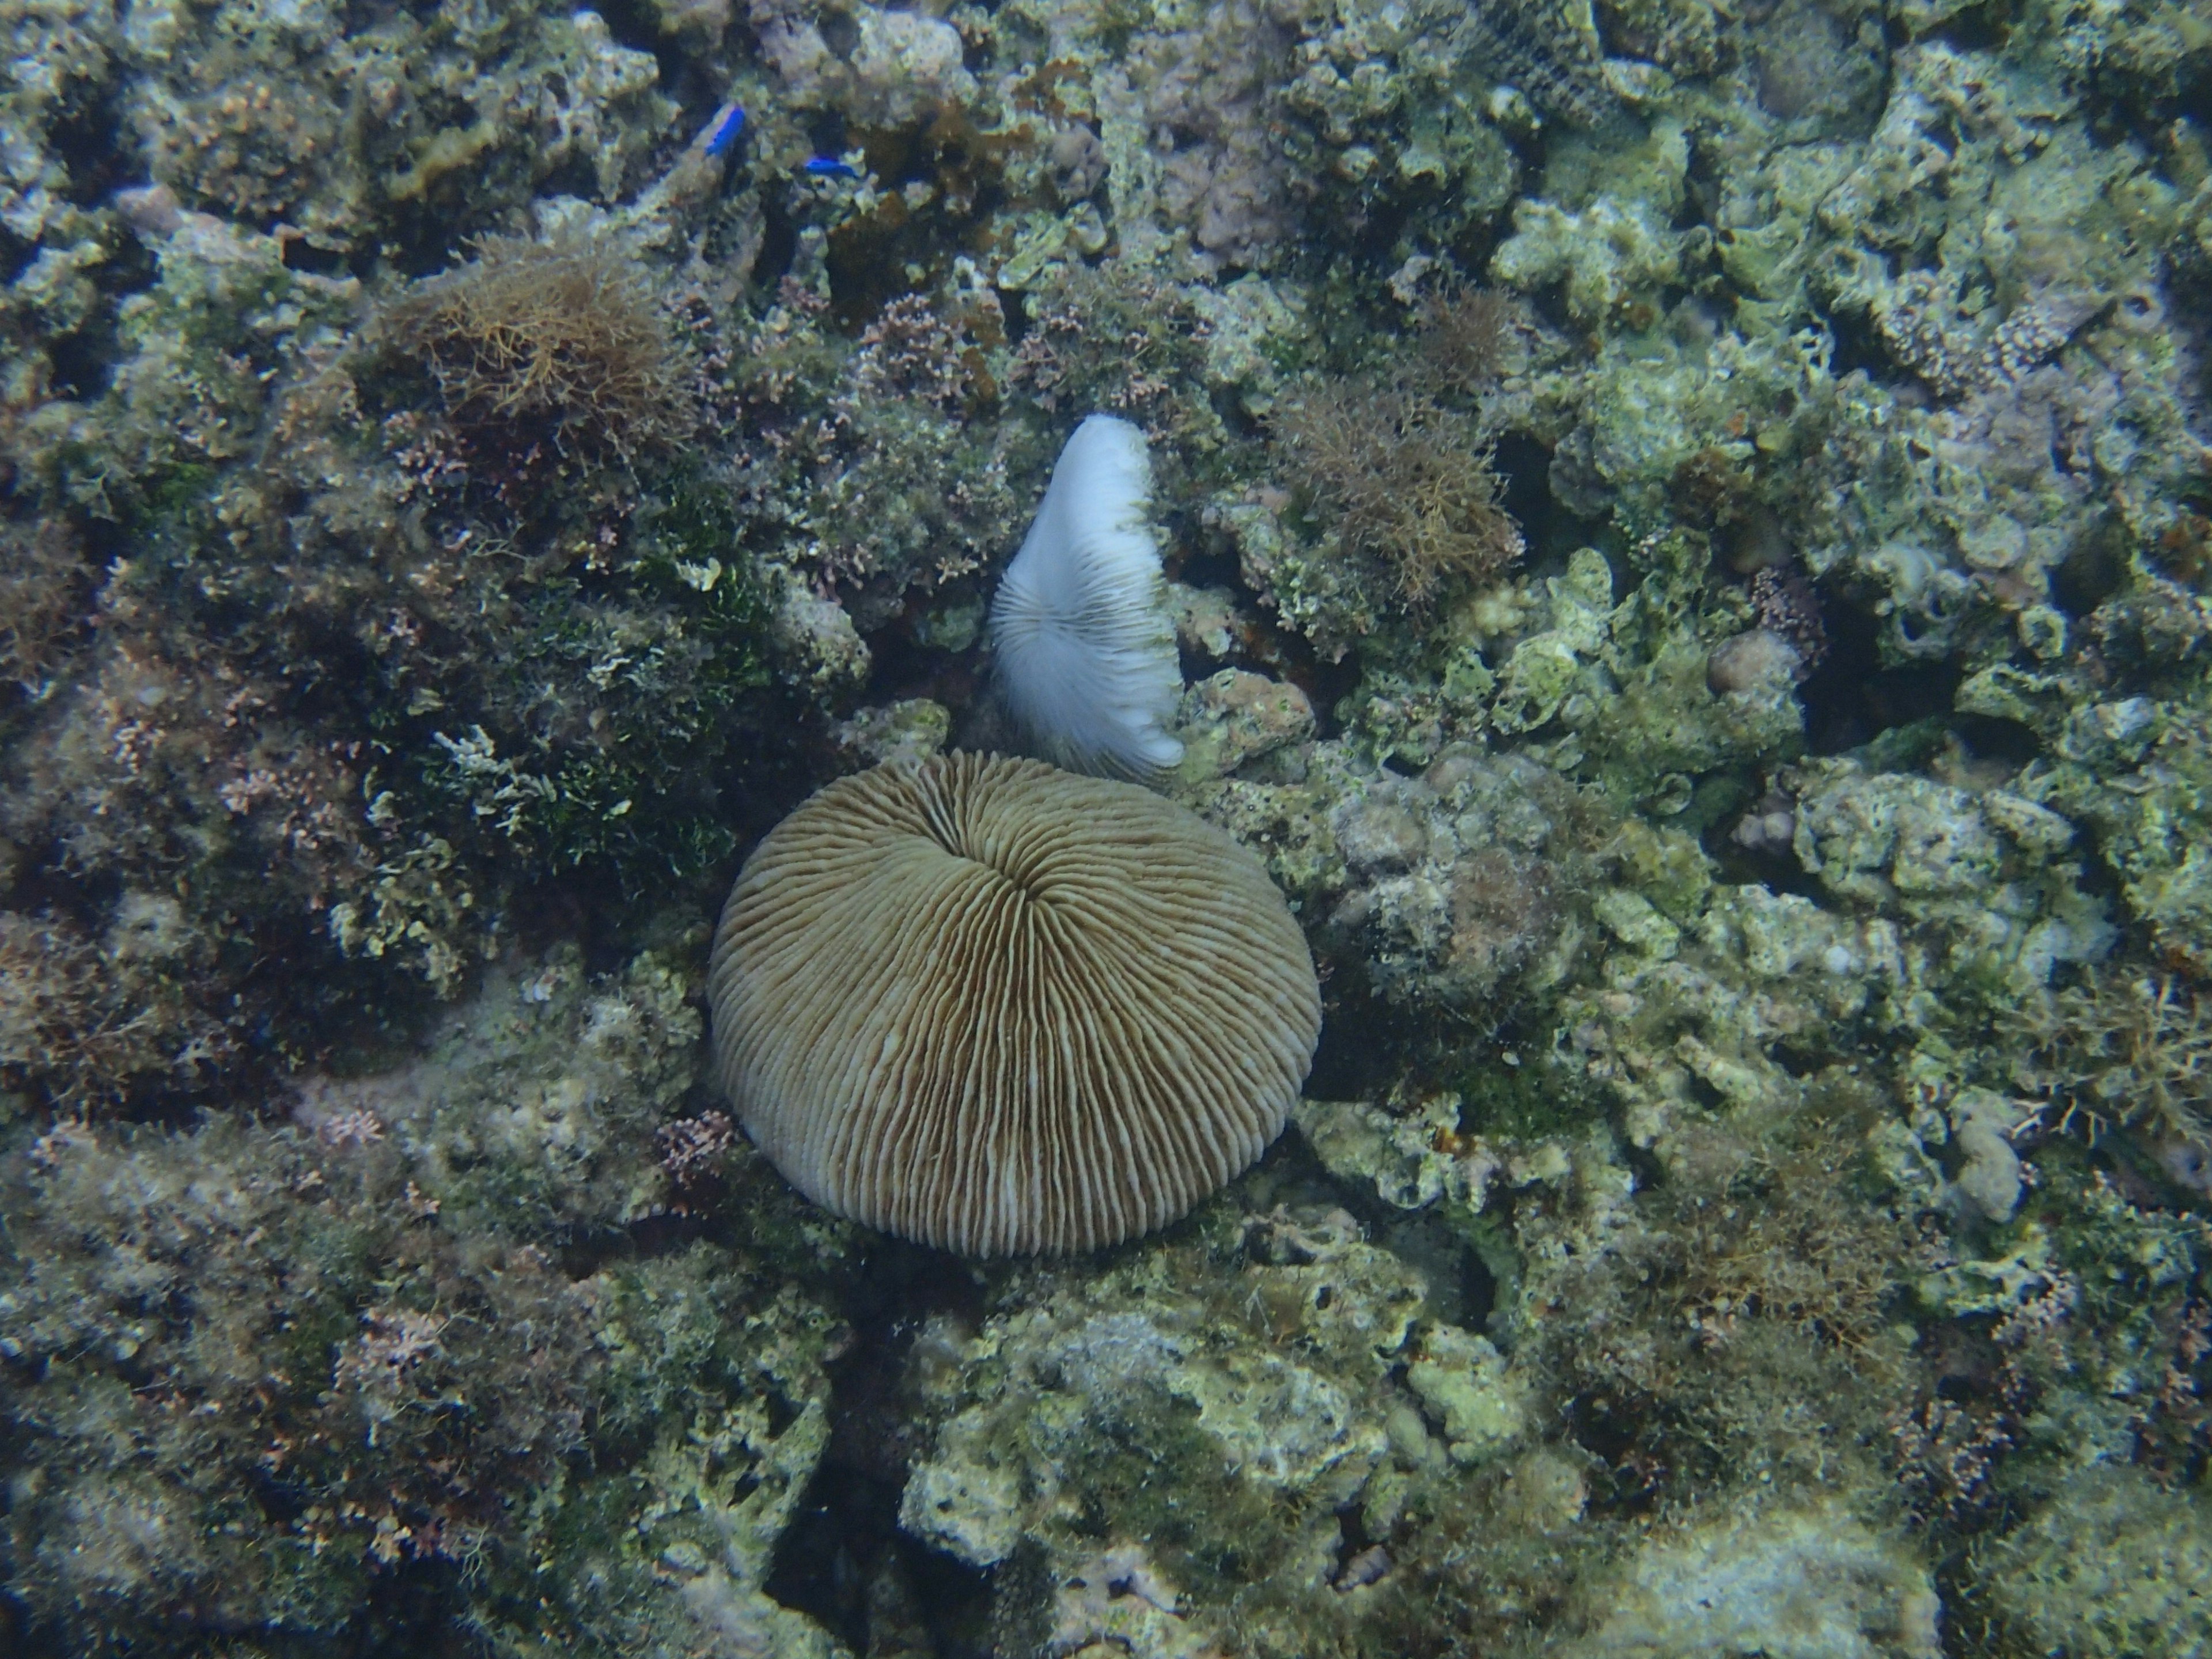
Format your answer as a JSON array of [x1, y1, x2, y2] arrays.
[[988, 414, 1185, 778]]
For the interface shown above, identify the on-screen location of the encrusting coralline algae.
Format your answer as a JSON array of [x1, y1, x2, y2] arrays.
[[2, 0, 2212, 1653]]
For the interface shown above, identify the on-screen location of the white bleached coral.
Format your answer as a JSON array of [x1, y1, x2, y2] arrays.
[[988, 414, 1185, 778]]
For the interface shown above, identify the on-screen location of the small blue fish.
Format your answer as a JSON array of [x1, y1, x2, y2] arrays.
[[802, 156, 859, 179], [703, 103, 747, 158]]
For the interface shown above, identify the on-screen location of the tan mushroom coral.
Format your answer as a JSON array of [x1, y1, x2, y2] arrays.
[[708, 752, 1321, 1255]]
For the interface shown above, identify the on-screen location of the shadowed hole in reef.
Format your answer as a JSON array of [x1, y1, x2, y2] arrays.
[[1796, 586, 1961, 754], [50, 74, 129, 206], [1378, 1209, 1497, 1331], [1951, 711, 2040, 764], [1492, 431, 1582, 554], [1305, 982, 1395, 1101], [764, 1241, 993, 1654], [280, 236, 353, 276]]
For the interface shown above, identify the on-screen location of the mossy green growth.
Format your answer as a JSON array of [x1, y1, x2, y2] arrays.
[[1608, 816, 1715, 922], [1455, 1051, 1605, 1142], [375, 946, 699, 1237], [415, 469, 778, 884], [1056, 1385, 1298, 1593], [1978, 1463, 2212, 1659], [2036, 1156, 2204, 1330], [119, 460, 222, 550], [0, 1040, 842, 1658], [464, 1247, 839, 1659]]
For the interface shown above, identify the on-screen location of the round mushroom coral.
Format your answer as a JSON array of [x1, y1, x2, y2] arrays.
[[707, 753, 1321, 1255]]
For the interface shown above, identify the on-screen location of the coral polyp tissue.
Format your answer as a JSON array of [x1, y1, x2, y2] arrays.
[[2, 0, 2212, 1653]]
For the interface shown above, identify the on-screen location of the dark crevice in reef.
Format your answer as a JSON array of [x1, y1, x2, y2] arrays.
[[1306, 980, 1395, 1101], [0, 222, 32, 287], [768, 1472, 997, 1659], [0, 1600, 24, 1658], [50, 73, 130, 206], [1950, 711, 2040, 765], [755, 198, 802, 291], [1823, 300, 1895, 387], [39, 226, 157, 402], [1707, 824, 1828, 899], [1491, 431, 1565, 546], [764, 1241, 994, 1656], [592, 0, 717, 126], [862, 599, 989, 715], [1377, 1208, 1498, 1333], [281, 236, 354, 277], [2052, 510, 2133, 616], [1796, 585, 1963, 755]]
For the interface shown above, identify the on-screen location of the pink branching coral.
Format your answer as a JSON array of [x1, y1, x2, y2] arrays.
[[850, 291, 995, 411]]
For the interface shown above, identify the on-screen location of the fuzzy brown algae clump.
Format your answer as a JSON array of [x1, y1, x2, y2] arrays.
[[387, 225, 698, 462], [4, 0, 2212, 1652]]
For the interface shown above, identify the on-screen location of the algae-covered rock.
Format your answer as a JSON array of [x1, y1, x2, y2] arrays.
[[1780, 757, 2113, 1000], [2027, 694, 2212, 975], [0, 1112, 844, 1657], [1295, 1092, 1488, 1213], [831, 697, 952, 767], [1978, 1463, 2212, 1659], [1404, 1323, 1529, 1464], [1175, 669, 1316, 782], [293, 945, 701, 1235], [1493, 121, 1697, 328], [1947, 1087, 2027, 1223], [896, 1213, 1431, 1653], [1567, 1495, 1941, 1658]]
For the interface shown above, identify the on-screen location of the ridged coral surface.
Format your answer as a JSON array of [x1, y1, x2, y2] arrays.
[[709, 753, 1320, 1255], [3, 0, 2212, 1651]]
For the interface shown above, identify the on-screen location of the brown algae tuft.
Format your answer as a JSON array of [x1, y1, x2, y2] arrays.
[[388, 225, 696, 461]]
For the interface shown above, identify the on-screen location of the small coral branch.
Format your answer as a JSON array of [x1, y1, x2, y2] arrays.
[[1407, 282, 1513, 400], [657, 1108, 737, 1194]]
